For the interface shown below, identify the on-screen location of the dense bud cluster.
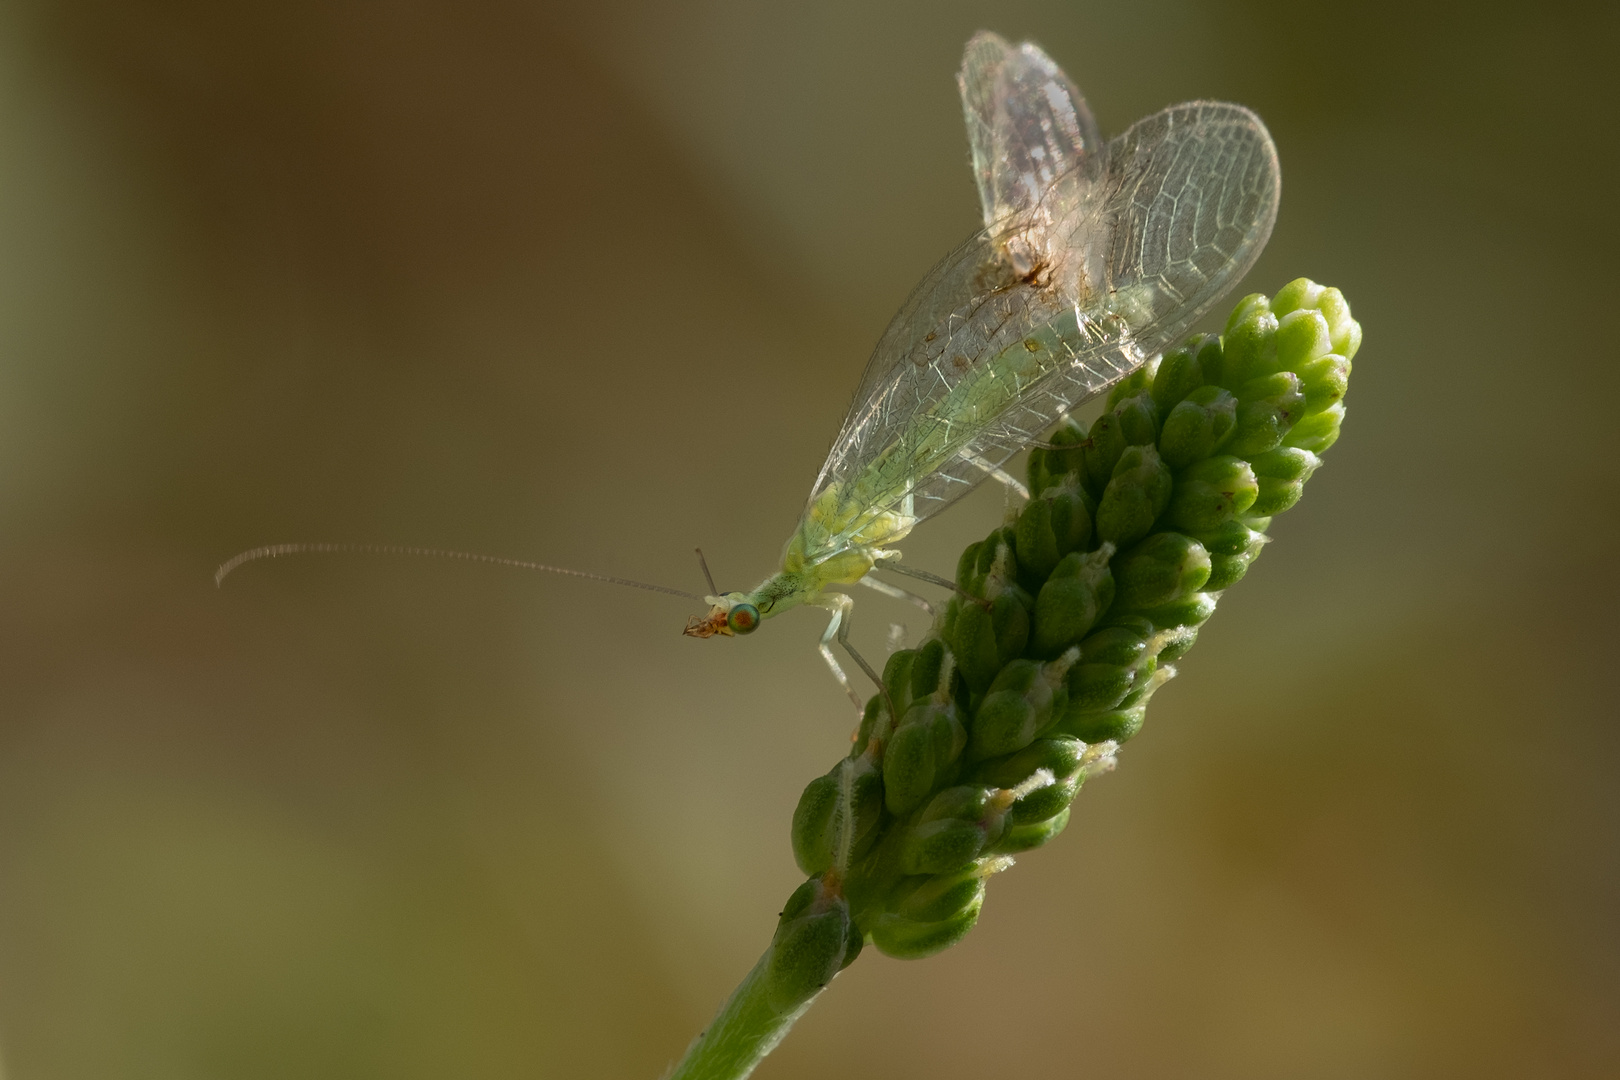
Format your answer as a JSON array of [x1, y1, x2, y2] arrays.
[[765, 279, 1359, 999]]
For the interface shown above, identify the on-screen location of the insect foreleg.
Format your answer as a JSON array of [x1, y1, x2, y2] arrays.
[[814, 594, 863, 713], [813, 592, 892, 720]]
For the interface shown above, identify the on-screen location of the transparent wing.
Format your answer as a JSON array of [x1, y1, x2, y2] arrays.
[[801, 99, 1278, 562], [958, 32, 1103, 235]]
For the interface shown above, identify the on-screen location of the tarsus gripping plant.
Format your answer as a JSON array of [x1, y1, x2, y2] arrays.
[[664, 279, 1361, 1080]]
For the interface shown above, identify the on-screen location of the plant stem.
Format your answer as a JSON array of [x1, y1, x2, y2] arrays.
[[664, 949, 816, 1080]]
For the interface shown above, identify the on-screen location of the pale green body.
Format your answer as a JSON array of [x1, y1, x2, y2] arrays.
[[714, 307, 1102, 623]]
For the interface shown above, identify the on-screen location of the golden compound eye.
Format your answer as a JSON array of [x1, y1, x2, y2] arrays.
[[727, 603, 760, 635]]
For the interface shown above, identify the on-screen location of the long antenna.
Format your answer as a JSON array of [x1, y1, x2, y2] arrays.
[[214, 542, 706, 601], [694, 547, 719, 596]]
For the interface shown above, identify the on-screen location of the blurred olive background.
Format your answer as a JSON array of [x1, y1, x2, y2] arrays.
[[0, 0, 1615, 1077]]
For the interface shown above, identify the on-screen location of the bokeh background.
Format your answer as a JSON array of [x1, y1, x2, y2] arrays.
[[1, 1, 1616, 1077]]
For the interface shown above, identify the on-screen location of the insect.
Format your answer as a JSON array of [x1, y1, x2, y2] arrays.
[[679, 31, 1279, 709], [218, 33, 1278, 713]]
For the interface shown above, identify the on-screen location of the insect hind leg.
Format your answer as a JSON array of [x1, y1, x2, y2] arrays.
[[959, 449, 1030, 501], [858, 574, 934, 617]]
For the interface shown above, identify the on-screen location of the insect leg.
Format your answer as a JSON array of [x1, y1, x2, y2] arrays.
[[858, 574, 934, 617], [814, 592, 894, 720], [882, 562, 992, 610], [959, 449, 1030, 501], [830, 593, 898, 722], [883, 563, 960, 593], [814, 594, 865, 713]]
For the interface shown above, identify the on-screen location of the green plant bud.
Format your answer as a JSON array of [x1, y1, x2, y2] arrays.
[[1226, 371, 1306, 457], [1251, 477, 1304, 517], [1136, 590, 1218, 633], [949, 530, 1032, 692], [767, 877, 855, 1012], [946, 527, 984, 595], [1026, 417, 1088, 495], [1187, 517, 1265, 557], [1096, 444, 1173, 547], [954, 542, 981, 597], [883, 647, 917, 700], [1274, 307, 1334, 370], [951, 591, 1031, 694], [914, 784, 1000, 826], [867, 649, 918, 740], [883, 699, 967, 815], [887, 866, 989, 925], [1283, 402, 1344, 453], [1205, 530, 1267, 590], [866, 870, 988, 960], [1155, 628, 1197, 663], [1158, 384, 1239, 468], [898, 820, 990, 877], [991, 806, 1070, 854], [1113, 390, 1161, 447], [1257, 275, 1360, 375], [973, 734, 1086, 789], [1115, 668, 1160, 710], [1233, 368, 1303, 406], [1151, 333, 1220, 414], [792, 757, 884, 876], [1080, 621, 1153, 666], [1270, 278, 1360, 370], [1104, 360, 1157, 411], [1006, 773, 1077, 826], [866, 904, 981, 961], [1294, 353, 1349, 413], [1058, 703, 1145, 743], [1015, 484, 1094, 582], [956, 526, 1017, 597], [1064, 661, 1137, 713], [1187, 450, 1264, 497], [1080, 410, 1128, 497], [1269, 276, 1324, 318], [937, 594, 959, 650], [1246, 446, 1322, 517], [1113, 532, 1213, 612], [1315, 286, 1362, 359], [853, 692, 885, 754], [1206, 550, 1256, 591], [898, 786, 1005, 875], [982, 742, 1089, 826], [1225, 291, 1271, 333], [791, 772, 839, 874], [907, 637, 952, 701], [1249, 446, 1322, 483], [1221, 299, 1280, 387], [1163, 455, 1259, 533], [969, 654, 1069, 760], [1272, 276, 1362, 357], [1116, 664, 1177, 714], [1031, 546, 1115, 657]]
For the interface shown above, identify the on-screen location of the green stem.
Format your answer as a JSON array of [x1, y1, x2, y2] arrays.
[[664, 949, 816, 1080]]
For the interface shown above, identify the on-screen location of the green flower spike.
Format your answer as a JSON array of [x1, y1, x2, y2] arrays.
[[665, 280, 1361, 1080]]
